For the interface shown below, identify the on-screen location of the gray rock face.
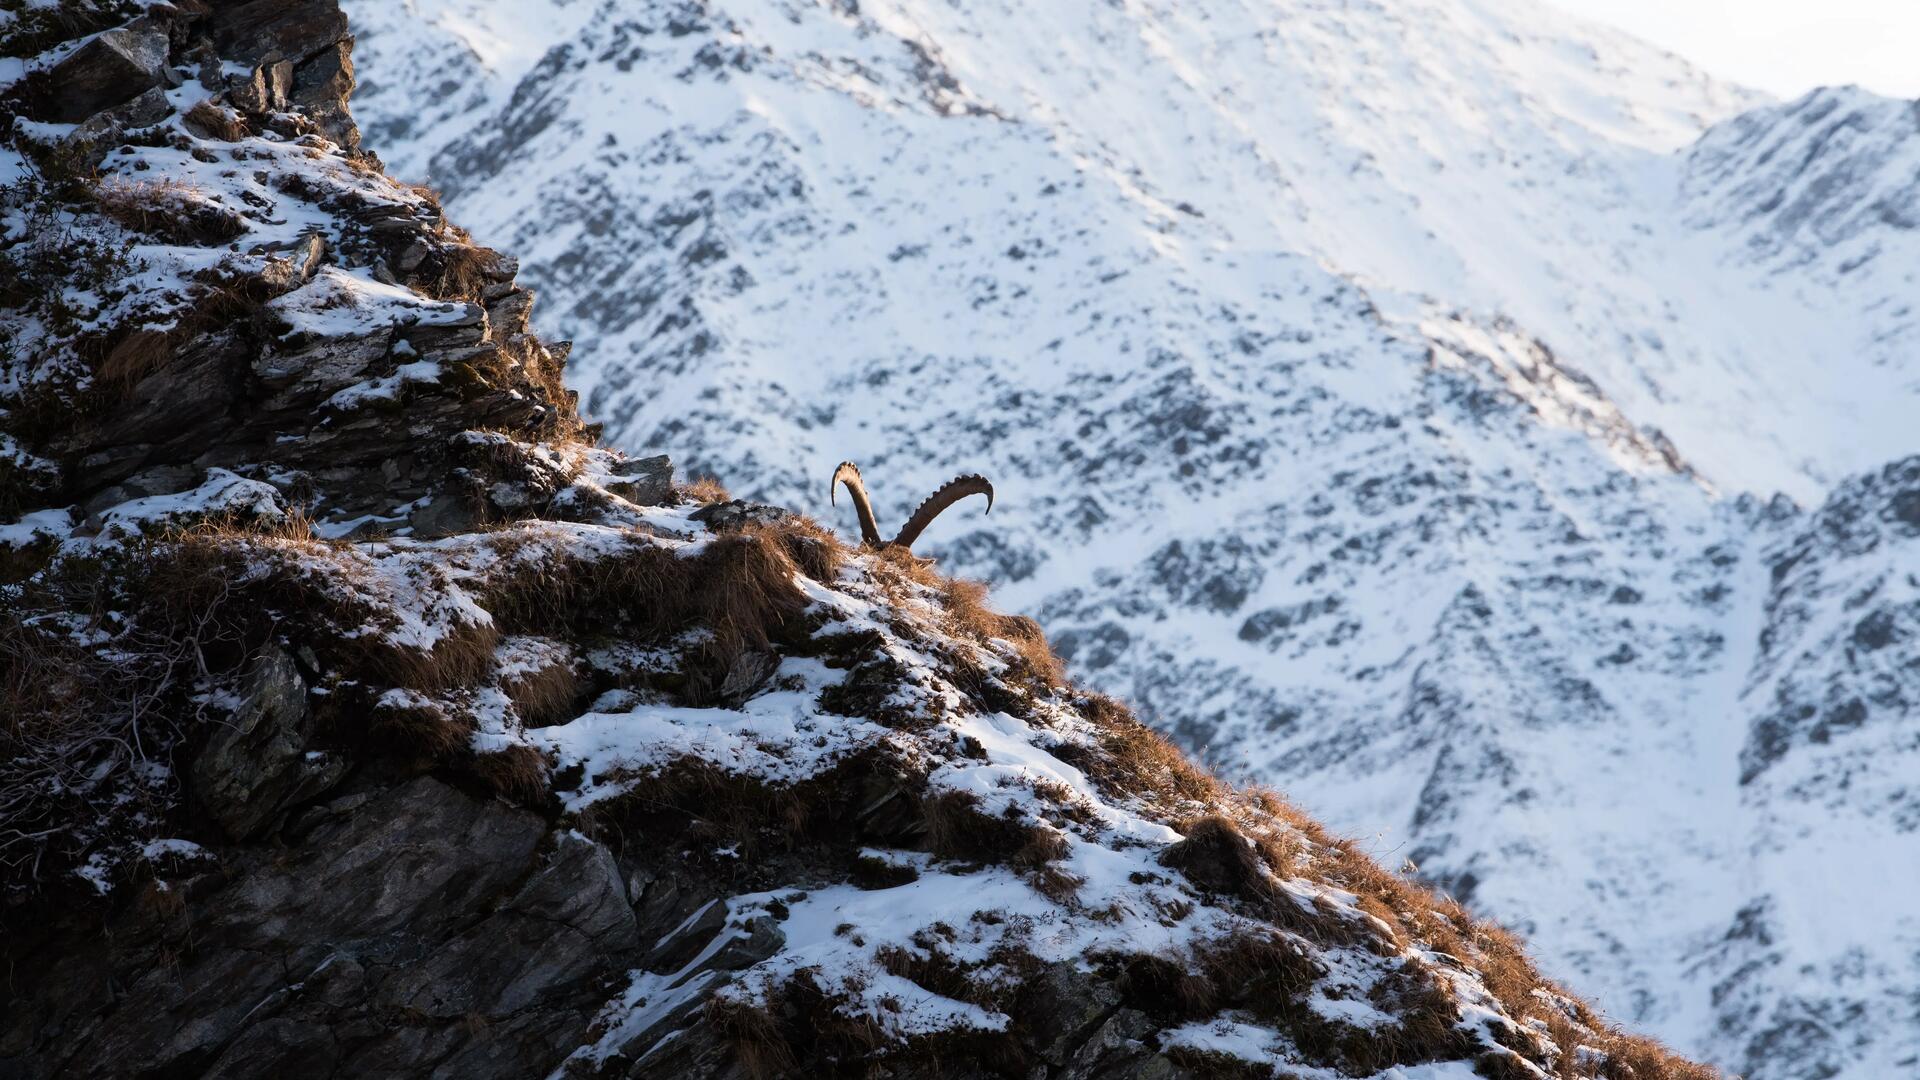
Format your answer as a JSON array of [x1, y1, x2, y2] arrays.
[[44, 25, 172, 122], [189, 647, 349, 840], [604, 453, 674, 506], [330, 2, 1920, 1074], [688, 499, 794, 532], [1, 778, 616, 1078], [207, 0, 351, 66]]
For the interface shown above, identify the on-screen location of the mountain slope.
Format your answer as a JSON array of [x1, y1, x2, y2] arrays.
[[334, 2, 1920, 1078], [0, 3, 1729, 1078]]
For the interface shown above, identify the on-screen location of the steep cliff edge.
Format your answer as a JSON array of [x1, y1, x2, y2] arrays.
[[1, 4, 1718, 1078]]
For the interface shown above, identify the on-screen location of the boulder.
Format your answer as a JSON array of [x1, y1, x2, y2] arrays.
[[605, 453, 674, 505], [207, 0, 350, 66], [58, 86, 173, 170], [229, 59, 296, 114], [690, 498, 794, 532], [42, 26, 171, 123]]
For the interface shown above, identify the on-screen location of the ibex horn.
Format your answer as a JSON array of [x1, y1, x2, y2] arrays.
[[830, 461, 884, 547], [891, 474, 993, 551]]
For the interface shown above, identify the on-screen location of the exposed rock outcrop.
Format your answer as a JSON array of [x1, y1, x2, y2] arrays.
[[0, 4, 1724, 1079]]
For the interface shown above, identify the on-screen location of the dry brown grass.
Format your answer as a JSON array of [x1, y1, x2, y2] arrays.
[[707, 994, 797, 1080], [367, 690, 466, 759], [1309, 838, 1727, 1080], [141, 518, 501, 706], [85, 271, 273, 396], [720, 963, 1030, 1079], [183, 100, 251, 142], [751, 515, 846, 583], [497, 653, 580, 726], [480, 525, 809, 702], [935, 574, 1066, 686], [90, 177, 248, 246], [678, 476, 732, 504], [94, 327, 174, 392], [470, 744, 551, 804], [1053, 692, 1224, 815], [1159, 816, 1342, 944], [421, 237, 501, 303], [920, 789, 1082, 901]]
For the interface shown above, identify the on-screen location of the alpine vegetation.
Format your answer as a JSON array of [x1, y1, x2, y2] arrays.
[[335, 2, 1920, 1077]]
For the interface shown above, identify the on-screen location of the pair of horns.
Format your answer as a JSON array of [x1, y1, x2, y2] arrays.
[[830, 461, 993, 551]]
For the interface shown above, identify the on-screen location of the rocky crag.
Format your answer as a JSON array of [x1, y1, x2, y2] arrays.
[[328, 4, 1920, 1077], [2, 3, 1724, 1078]]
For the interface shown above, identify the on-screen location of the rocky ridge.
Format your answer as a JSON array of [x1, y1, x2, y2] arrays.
[[330, 2, 1920, 1077], [0, 4, 1723, 1080]]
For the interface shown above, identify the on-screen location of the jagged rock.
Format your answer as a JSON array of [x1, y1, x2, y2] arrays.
[[689, 499, 793, 532], [407, 490, 484, 536], [1060, 1010, 1185, 1080], [1023, 963, 1122, 1066], [76, 463, 202, 521], [229, 59, 296, 114], [291, 40, 358, 148], [254, 232, 329, 289], [189, 647, 346, 840], [378, 833, 636, 1023], [58, 86, 173, 169], [41, 25, 172, 123], [714, 648, 780, 703], [605, 453, 674, 505], [208, 0, 351, 66], [5, 778, 561, 1077], [645, 898, 730, 972]]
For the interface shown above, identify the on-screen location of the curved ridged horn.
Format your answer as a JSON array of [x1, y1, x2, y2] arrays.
[[891, 474, 993, 551], [830, 461, 884, 546]]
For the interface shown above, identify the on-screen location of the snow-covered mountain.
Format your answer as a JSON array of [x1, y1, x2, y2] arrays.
[[0, 5, 1737, 1075], [340, 1, 1920, 1076]]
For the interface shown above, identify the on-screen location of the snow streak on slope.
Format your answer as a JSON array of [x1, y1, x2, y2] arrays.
[[342, 1, 1920, 1077]]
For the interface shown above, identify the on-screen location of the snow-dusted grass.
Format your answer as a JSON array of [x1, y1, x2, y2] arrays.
[[1, 454, 1717, 1075]]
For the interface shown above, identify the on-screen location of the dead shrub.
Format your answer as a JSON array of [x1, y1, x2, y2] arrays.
[[1593, 1034, 1725, 1080], [922, 790, 1038, 864], [877, 942, 987, 1007], [1198, 929, 1322, 1010], [850, 853, 919, 889], [142, 524, 499, 699], [366, 691, 465, 759], [86, 270, 275, 397], [1162, 1047, 1279, 1079], [753, 516, 847, 583], [94, 327, 174, 392], [480, 527, 809, 704], [1162, 818, 1275, 903], [1163, 817, 1361, 946], [576, 745, 909, 858], [1107, 951, 1219, 1020], [1247, 784, 1334, 848]]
